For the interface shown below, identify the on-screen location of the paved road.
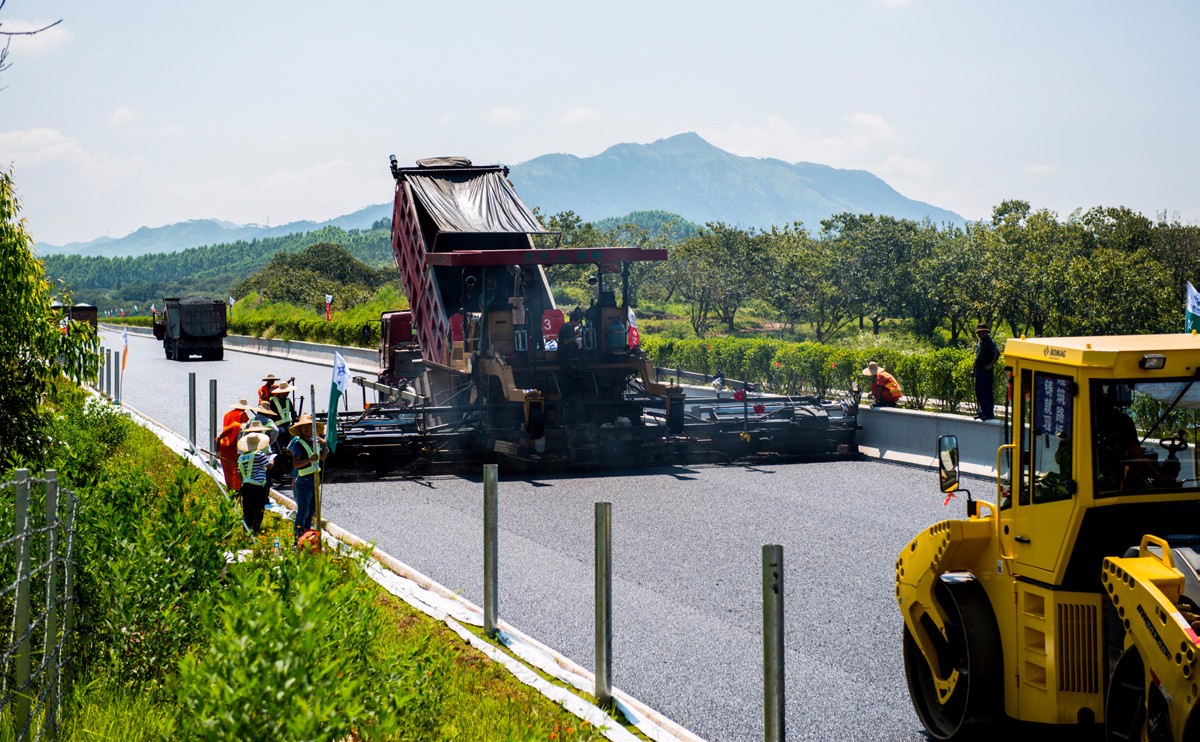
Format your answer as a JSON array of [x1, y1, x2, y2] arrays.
[[101, 329, 966, 741]]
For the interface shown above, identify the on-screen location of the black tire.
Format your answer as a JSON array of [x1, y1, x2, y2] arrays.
[[1105, 647, 1156, 742], [903, 579, 1004, 740], [213, 348, 224, 361]]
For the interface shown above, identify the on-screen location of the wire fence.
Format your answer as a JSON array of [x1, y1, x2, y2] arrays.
[[1, 470, 78, 742]]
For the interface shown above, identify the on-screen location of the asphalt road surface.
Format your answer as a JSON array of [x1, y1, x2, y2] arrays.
[[101, 328, 963, 741]]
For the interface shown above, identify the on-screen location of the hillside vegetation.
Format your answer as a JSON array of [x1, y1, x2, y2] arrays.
[[41, 220, 393, 311]]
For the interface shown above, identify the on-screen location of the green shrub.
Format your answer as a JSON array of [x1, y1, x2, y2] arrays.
[[75, 466, 240, 686], [176, 550, 449, 741]]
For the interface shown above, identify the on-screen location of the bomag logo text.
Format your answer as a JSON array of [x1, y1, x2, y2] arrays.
[[1043, 347, 1068, 359]]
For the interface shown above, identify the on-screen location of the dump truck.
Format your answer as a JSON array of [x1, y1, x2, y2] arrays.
[[152, 296, 227, 361], [896, 333, 1200, 740], [325, 156, 857, 474]]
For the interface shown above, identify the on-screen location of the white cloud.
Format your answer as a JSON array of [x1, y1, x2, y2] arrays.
[[878, 153, 937, 181], [163, 159, 382, 228], [1023, 163, 1058, 176], [0, 128, 147, 177], [703, 112, 899, 168], [560, 106, 600, 126], [3, 19, 72, 54], [108, 107, 142, 131], [487, 106, 523, 124]]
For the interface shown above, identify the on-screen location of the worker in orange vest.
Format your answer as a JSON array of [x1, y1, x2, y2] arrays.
[[862, 361, 903, 408], [217, 398, 255, 491]]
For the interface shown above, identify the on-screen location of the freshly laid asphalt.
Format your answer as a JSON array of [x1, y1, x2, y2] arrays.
[[100, 328, 963, 741]]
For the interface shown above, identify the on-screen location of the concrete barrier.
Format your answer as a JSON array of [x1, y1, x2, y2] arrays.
[[857, 406, 1005, 477], [101, 323, 380, 374]]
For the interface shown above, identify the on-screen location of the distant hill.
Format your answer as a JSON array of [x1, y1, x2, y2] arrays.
[[591, 210, 701, 241], [37, 204, 390, 258], [38, 133, 963, 257], [509, 133, 963, 229]]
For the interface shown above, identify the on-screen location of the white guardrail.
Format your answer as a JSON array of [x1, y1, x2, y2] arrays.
[[102, 324, 380, 374], [103, 324, 1004, 477]]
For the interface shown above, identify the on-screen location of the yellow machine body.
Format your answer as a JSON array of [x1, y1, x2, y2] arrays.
[[896, 333, 1200, 740]]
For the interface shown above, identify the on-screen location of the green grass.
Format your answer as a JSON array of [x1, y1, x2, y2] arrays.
[[42, 390, 633, 741]]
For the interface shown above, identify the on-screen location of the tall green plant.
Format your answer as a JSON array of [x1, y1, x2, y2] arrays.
[[0, 169, 99, 464]]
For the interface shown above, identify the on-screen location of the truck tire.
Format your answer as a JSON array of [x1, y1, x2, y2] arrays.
[[903, 579, 1004, 740], [213, 348, 224, 361]]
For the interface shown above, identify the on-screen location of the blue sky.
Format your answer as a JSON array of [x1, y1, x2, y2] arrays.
[[3, 0, 1198, 245]]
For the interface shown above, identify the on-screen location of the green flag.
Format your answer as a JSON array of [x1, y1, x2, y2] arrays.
[[1187, 281, 1200, 333], [327, 351, 348, 452]]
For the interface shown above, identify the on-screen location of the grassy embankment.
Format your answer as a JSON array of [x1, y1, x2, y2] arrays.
[[2, 382, 629, 741]]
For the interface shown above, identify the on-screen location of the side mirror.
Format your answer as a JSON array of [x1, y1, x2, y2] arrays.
[[938, 435, 960, 493]]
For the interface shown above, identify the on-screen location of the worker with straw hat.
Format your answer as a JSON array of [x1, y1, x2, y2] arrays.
[[236, 421, 275, 533], [287, 413, 326, 544], [269, 380, 296, 429], [217, 398, 255, 492], [861, 361, 903, 408]]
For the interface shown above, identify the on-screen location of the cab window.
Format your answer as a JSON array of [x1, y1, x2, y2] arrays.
[[1030, 373, 1074, 503], [1092, 379, 1200, 497], [1018, 369, 1033, 505], [999, 367, 1014, 510]]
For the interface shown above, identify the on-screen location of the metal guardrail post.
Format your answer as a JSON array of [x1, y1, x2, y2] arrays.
[[483, 464, 499, 636], [44, 470, 59, 738], [208, 379, 218, 467], [62, 489, 77, 685], [95, 346, 103, 392], [105, 348, 112, 398], [12, 469, 32, 740], [595, 501, 613, 709], [312, 383, 322, 531], [763, 544, 785, 742], [188, 372, 197, 454], [113, 351, 121, 405]]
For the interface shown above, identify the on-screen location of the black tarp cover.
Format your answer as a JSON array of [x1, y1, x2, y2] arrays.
[[406, 170, 547, 235]]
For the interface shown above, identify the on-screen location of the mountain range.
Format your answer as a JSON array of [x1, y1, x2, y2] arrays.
[[38, 133, 964, 257]]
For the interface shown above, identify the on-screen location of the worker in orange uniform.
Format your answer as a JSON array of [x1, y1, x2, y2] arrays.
[[861, 361, 903, 408], [258, 373, 280, 405], [217, 398, 255, 491]]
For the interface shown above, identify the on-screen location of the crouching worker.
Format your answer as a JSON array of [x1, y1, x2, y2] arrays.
[[287, 414, 326, 545], [862, 361, 903, 408], [236, 421, 275, 534]]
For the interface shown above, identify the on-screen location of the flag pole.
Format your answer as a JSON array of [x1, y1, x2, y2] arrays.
[[311, 383, 321, 534]]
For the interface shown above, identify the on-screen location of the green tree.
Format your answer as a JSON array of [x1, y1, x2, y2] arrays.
[[674, 223, 768, 333], [1, 169, 99, 463], [820, 213, 925, 335], [1064, 247, 1175, 335]]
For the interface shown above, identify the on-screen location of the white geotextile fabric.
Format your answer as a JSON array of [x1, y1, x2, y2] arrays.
[[441, 617, 640, 742]]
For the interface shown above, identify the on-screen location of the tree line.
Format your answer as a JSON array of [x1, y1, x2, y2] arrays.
[[550, 201, 1197, 342], [40, 201, 1200, 343]]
